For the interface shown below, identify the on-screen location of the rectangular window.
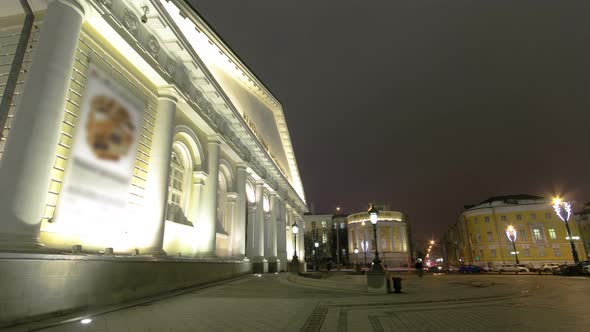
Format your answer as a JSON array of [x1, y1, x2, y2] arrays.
[[487, 232, 493, 242], [545, 212, 551, 219], [531, 213, 536, 220], [333, 223, 337, 230], [538, 246, 545, 257], [340, 223, 345, 229], [523, 248, 530, 257], [549, 228, 556, 240], [516, 214, 522, 221], [533, 228, 542, 241], [322, 233, 327, 243], [490, 249, 497, 257], [479, 249, 484, 258], [311, 221, 316, 229], [501, 215, 506, 221], [476, 233, 481, 244], [519, 229, 526, 241], [322, 221, 327, 228], [553, 247, 561, 256], [484, 216, 490, 223]]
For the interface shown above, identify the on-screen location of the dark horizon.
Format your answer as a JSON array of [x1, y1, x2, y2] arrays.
[[190, 0, 590, 246]]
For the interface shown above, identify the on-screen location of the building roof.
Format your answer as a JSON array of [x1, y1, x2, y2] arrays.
[[477, 194, 545, 205]]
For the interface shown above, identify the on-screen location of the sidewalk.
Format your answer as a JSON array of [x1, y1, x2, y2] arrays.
[[8, 272, 590, 331]]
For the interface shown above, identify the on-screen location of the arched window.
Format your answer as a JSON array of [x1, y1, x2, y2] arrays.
[[217, 173, 228, 233], [263, 195, 270, 212], [167, 149, 190, 225], [246, 182, 255, 204]]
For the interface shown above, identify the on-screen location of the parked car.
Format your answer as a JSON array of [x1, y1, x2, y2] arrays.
[[427, 266, 445, 273], [496, 264, 527, 272], [459, 265, 484, 273], [583, 264, 590, 276], [540, 263, 561, 272], [553, 261, 590, 276]]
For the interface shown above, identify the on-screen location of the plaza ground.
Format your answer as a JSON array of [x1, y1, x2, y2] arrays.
[[8, 272, 590, 332]]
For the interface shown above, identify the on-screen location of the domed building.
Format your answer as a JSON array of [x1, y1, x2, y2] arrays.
[[347, 204, 412, 268]]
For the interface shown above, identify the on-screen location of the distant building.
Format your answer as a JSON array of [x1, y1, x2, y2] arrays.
[[445, 195, 587, 269], [303, 212, 350, 266], [347, 204, 411, 268]]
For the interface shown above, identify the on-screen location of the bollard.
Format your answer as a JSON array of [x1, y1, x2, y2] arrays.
[[392, 277, 402, 293]]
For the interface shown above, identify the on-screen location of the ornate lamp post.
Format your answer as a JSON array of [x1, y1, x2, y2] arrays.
[[553, 198, 580, 263], [505, 225, 519, 265], [292, 222, 299, 263], [368, 204, 383, 271], [354, 247, 359, 266]]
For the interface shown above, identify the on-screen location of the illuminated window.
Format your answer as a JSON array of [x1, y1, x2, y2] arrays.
[[245, 182, 255, 204], [553, 247, 561, 256], [340, 223, 345, 229], [484, 216, 490, 223], [262, 195, 270, 212], [533, 228, 542, 241], [501, 215, 506, 221], [167, 151, 190, 225], [322, 221, 327, 228], [516, 214, 522, 221], [549, 229, 556, 240], [333, 223, 337, 230], [322, 233, 327, 243]]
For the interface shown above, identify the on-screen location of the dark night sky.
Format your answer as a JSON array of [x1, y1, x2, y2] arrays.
[[189, 0, 590, 245]]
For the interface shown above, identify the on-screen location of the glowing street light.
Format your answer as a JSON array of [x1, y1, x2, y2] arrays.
[[505, 225, 519, 265], [292, 222, 299, 263], [430, 240, 435, 245], [353, 247, 359, 269], [361, 240, 369, 267], [552, 197, 579, 263], [368, 204, 383, 271], [314, 241, 319, 268]]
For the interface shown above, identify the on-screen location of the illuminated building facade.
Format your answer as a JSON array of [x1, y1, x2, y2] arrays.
[[445, 195, 587, 268], [303, 213, 349, 266], [346, 204, 411, 268], [574, 202, 590, 259], [0, 0, 306, 324]]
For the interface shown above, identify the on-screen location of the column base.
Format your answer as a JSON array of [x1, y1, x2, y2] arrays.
[[0, 233, 44, 252], [252, 256, 268, 274], [140, 247, 167, 257], [267, 257, 280, 273], [278, 252, 288, 272]]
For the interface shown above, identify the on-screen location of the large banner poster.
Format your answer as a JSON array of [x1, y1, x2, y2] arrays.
[[54, 65, 144, 247]]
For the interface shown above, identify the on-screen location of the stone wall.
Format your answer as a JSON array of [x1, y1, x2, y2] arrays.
[[0, 253, 251, 326]]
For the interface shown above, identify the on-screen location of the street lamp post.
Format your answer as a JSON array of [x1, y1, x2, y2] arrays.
[[505, 225, 519, 265], [314, 241, 319, 270], [553, 198, 580, 263], [354, 247, 359, 266], [368, 204, 383, 271], [292, 223, 299, 263]]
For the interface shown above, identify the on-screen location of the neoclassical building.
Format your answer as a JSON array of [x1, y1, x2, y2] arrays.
[[0, 0, 306, 324], [347, 204, 411, 268]]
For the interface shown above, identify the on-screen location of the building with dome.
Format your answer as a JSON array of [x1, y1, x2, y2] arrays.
[[347, 204, 412, 268]]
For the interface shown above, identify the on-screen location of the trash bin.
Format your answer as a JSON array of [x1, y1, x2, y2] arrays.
[[392, 277, 402, 293]]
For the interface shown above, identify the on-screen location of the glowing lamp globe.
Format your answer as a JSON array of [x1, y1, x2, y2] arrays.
[[292, 223, 298, 235]]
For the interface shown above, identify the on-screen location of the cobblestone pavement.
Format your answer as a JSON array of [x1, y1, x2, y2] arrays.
[[10, 273, 590, 332]]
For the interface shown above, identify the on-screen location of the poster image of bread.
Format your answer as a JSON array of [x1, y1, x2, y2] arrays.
[[53, 65, 144, 242]]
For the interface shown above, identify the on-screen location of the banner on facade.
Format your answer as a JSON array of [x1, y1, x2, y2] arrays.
[[54, 65, 144, 243]]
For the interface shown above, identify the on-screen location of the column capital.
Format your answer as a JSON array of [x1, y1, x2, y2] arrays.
[[208, 134, 223, 145], [57, 0, 86, 17], [227, 192, 239, 202], [193, 171, 208, 185], [235, 163, 248, 171], [157, 85, 182, 103]]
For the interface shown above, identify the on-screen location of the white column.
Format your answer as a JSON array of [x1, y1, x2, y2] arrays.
[[253, 181, 265, 258], [231, 164, 247, 258], [225, 192, 238, 257], [297, 215, 305, 263], [268, 194, 278, 257], [286, 208, 295, 260], [276, 198, 287, 270], [246, 203, 256, 258], [0, 0, 84, 250], [141, 87, 179, 255], [195, 136, 220, 256]]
